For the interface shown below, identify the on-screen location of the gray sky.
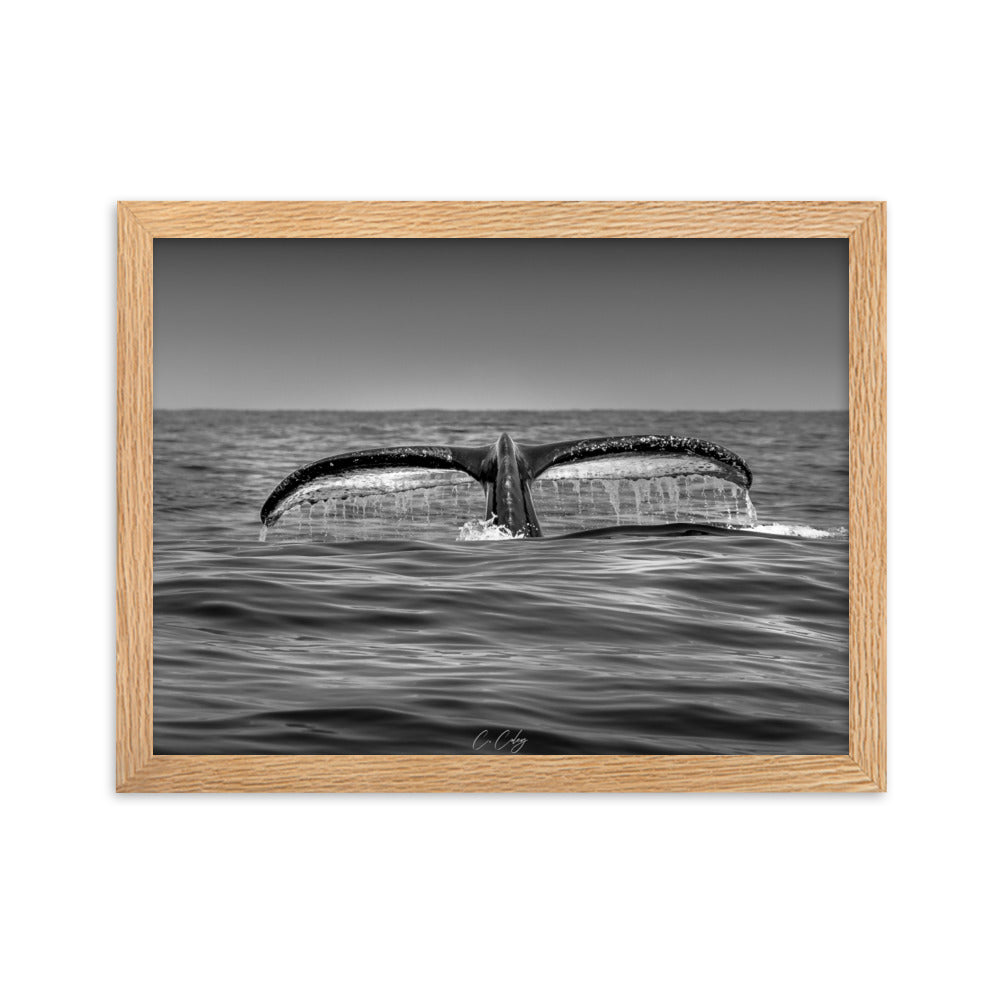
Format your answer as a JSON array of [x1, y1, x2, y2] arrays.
[[153, 238, 846, 410]]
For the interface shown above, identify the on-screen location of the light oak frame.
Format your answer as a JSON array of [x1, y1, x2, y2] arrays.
[[117, 201, 886, 792]]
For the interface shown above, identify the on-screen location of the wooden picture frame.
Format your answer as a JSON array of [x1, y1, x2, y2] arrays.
[[117, 201, 885, 792]]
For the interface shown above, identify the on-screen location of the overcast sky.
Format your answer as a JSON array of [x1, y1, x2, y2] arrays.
[[153, 238, 846, 410]]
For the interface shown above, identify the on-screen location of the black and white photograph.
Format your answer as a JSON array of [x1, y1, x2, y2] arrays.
[[153, 236, 848, 755], [16, 1, 1000, 995]]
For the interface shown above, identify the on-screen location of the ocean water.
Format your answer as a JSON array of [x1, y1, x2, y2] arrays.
[[153, 410, 849, 754]]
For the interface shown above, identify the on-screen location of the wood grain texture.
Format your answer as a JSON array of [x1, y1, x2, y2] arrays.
[[123, 754, 876, 793], [117, 205, 154, 787], [848, 204, 888, 790], [124, 200, 877, 239], [116, 201, 887, 793]]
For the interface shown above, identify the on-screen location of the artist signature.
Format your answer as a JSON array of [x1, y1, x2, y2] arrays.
[[473, 729, 528, 754]]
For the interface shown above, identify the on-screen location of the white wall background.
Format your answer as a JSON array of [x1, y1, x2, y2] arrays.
[[4, 3, 996, 997]]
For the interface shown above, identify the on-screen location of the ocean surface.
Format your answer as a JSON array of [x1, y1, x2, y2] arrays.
[[153, 410, 849, 754]]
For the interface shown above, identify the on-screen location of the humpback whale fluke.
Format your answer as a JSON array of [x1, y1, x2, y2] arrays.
[[260, 433, 753, 537]]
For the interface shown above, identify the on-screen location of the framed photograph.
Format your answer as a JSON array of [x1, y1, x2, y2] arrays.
[[117, 201, 885, 792]]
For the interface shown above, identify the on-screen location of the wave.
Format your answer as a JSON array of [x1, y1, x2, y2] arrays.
[[451, 520, 849, 542]]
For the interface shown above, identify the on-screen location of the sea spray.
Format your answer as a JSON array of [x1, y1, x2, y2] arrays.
[[457, 519, 523, 541]]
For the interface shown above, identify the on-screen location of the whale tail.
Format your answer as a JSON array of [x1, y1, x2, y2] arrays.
[[260, 434, 753, 536], [259, 443, 498, 528]]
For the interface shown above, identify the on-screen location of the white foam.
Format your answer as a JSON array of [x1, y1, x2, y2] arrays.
[[749, 523, 847, 539], [457, 519, 524, 541]]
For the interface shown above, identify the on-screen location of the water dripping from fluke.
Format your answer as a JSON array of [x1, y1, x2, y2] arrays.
[[256, 432, 779, 541]]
